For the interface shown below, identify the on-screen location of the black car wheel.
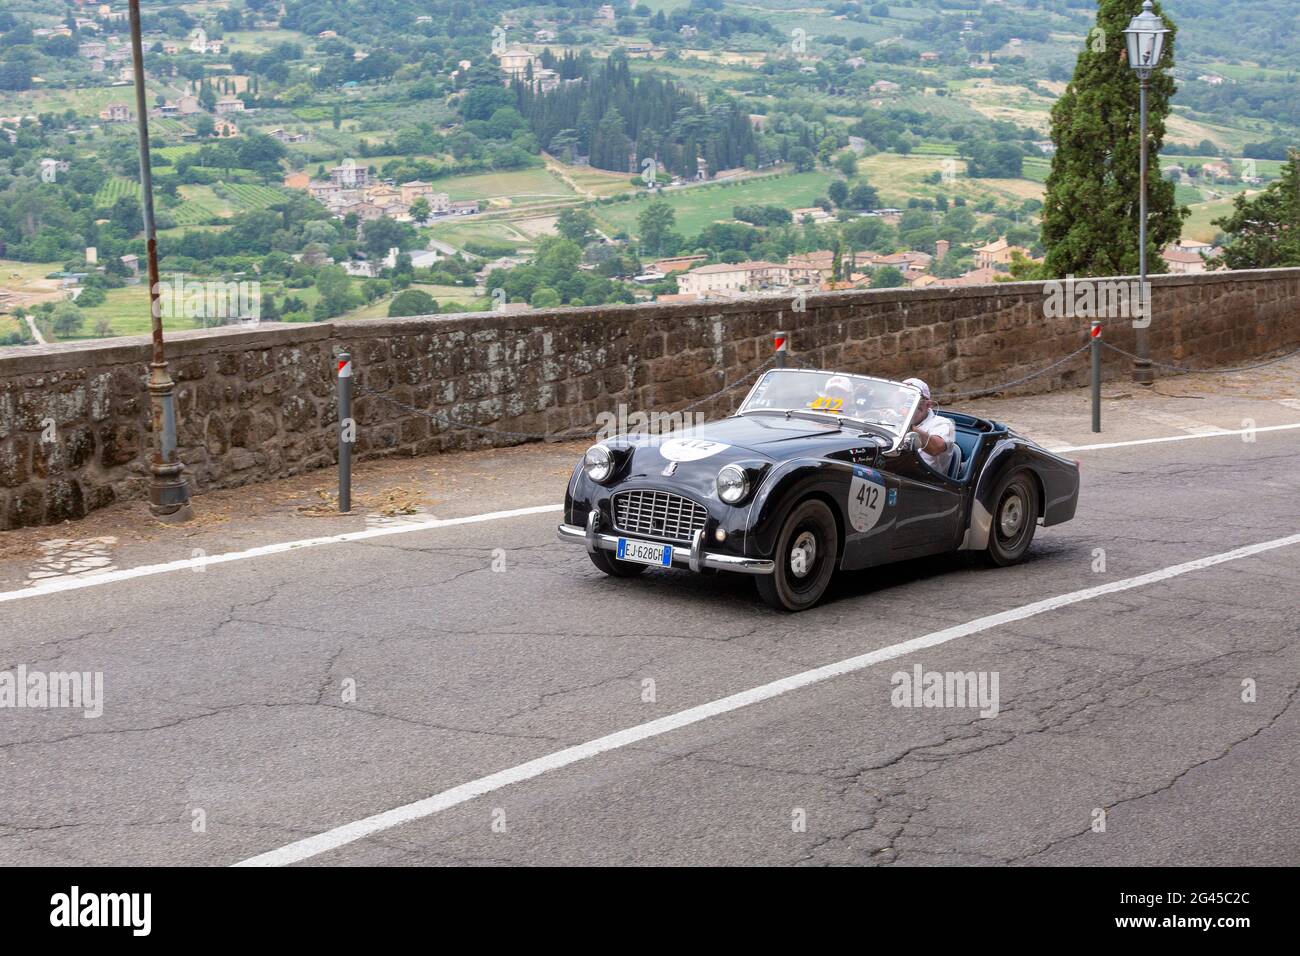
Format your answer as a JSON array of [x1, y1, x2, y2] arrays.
[[588, 548, 647, 577], [756, 499, 838, 612], [986, 471, 1038, 566]]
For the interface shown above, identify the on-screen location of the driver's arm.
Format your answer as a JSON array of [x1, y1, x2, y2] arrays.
[[913, 418, 953, 455], [913, 428, 947, 455]]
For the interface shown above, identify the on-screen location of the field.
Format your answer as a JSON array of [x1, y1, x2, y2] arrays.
[[425, 218, 538, 253], [168, 183, 290, 225], [552, 160, 639, 199], [426, 168, 579, 207], [342, 284, 485, 319], [956, 82, 1056, 134], [854, 152, 1044, 206], [1182, 196, 1239, 243], [94, 177, 141, 208], [589, 171, 837, 238]]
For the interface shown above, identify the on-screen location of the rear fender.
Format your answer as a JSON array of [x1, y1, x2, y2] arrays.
[[961, 439, 1079, 550]]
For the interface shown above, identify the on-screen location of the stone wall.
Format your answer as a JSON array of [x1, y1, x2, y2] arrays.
[[1, 268, 1296, 529]]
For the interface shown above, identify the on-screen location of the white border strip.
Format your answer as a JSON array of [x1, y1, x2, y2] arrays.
[[233, 531, 1300, 866], [0, 505, 562, 605]]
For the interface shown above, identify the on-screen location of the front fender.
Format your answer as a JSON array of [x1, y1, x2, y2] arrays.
[[743, 457, 854, 564]]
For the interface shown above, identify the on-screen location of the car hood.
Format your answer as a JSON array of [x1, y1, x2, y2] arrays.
[[604, 415, 879, 499]]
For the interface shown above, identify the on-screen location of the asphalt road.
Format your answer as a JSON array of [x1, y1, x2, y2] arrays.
[[1, 401, 1298, 866]]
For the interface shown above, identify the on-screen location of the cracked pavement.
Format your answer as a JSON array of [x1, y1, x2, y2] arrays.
[[0, 368, 1297, 866]]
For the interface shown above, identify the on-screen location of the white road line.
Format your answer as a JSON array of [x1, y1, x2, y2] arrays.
[[0, 504, 562, 605], [1129, 407, 1230, 436], [3, 422, 1298, 604], [233, 531, 1300, 867], [1050, 421, 1300, 453]]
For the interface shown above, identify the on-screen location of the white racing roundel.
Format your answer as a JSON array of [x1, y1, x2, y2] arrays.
[[848, 474, 887, 532], [658, 438, 730, 462]]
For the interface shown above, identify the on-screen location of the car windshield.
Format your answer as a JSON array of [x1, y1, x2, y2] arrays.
[[737, 369, 921, 437]]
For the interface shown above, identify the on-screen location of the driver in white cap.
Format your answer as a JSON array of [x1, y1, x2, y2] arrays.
[[902, 377, 955, 474]]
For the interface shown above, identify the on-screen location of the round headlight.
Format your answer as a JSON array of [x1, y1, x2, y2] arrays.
[[584, 444, 614, 483], [716, 464, 749, 504]]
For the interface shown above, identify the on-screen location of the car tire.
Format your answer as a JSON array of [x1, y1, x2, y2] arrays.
[[986, 470, 1038, 566], [588, 548, 647, 577], [755, 498, 838, 612]]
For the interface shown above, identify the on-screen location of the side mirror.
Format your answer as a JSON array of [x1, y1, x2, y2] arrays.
[[884, 432, 919, 457]]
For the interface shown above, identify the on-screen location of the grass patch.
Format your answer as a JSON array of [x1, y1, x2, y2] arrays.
[[589, 171, 837, 238]]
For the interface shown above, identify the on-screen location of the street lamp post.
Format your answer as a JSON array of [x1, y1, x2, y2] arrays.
[[128, 0, 191, 520], [1123, 0, 1169, 387]]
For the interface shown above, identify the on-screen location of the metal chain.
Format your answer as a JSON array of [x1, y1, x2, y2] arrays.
[[353, 354, 780, 443], [936, 345, 1092, 401], [352, 337, 1293, 442], [677, 355, 777, 412], [1099, 340, 1300, 374], [775, 346, 1091, 402]]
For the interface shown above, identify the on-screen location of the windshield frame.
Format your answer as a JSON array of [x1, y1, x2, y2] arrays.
[[735, 368, 923, 448]]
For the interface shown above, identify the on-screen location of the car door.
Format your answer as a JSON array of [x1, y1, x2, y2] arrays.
[[887, 449, 966, 554]]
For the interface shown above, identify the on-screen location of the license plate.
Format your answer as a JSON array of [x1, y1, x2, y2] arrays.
[[617, 538, 673, 567]]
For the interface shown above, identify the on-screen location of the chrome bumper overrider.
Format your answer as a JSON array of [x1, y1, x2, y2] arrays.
[[556, 512, 774, 575]]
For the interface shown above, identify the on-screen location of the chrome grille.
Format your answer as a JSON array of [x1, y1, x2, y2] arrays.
[[613, 490, 708, 544]]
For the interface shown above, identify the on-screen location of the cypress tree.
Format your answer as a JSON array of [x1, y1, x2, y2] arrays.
[[1040, 0, 1185, 277]]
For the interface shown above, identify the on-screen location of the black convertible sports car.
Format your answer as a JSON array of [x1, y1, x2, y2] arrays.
[[557, 368, 1080, 611]]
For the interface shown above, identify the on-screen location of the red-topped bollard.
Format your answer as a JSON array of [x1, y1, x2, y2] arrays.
[[1090, 321, 1101, 433]]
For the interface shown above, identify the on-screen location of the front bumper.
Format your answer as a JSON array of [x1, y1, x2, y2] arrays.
[[557, 511, 774, 575]]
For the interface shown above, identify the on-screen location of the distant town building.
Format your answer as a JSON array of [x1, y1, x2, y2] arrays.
[[1160, 248, 1208, 274], [330, 161, 369, 188], [974, 238, 1013, 269], [98, 103, 132, 123], [215, 97, 245, 115], [652, 255, 708, 275], [497, 47, 537, 80], [679, 261, 798, 295]]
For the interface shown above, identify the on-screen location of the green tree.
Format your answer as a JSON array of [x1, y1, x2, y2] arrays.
[[637, 199, 676, 257], [1211, 149, 1300, 269], [556, 207, 597, 245], [388, 289, 438, 317], [314, 266, 358, 317], [1040, 0, 1185, 277], [51, 301, 85, 337], [360, 217, 415, 260], [530, 287, 561, 308], [869, 266, 904, 289]]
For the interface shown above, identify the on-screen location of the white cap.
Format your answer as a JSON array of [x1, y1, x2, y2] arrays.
[[901, 377, 931, 400]]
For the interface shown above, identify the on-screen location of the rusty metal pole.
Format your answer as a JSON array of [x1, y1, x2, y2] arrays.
[[128, 0, 191, 520]]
